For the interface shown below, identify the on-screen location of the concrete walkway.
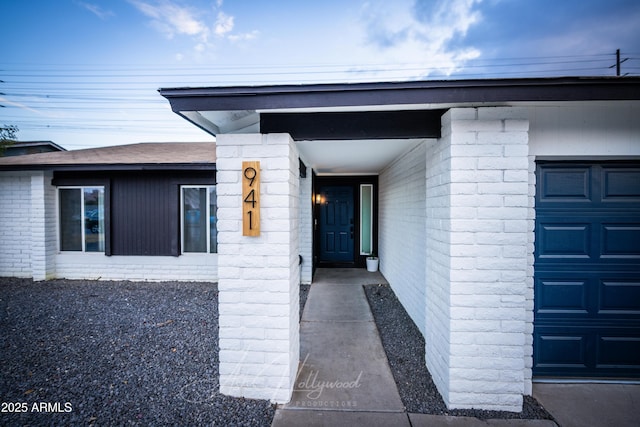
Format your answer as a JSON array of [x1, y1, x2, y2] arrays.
[[271, 269, 638, 427]]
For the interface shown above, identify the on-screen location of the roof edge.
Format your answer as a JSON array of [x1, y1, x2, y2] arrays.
[[159, 76, 640, 112]]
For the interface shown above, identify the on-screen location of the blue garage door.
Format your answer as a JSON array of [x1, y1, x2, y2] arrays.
[[534, 162, 640, 378]]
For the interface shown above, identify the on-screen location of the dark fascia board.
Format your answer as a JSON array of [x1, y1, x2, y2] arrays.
[[0, 163, 216, 172], [159, 77, 640, 112], [261, 110, 446, 140]]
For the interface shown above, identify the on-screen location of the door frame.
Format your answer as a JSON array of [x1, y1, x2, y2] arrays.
[[313, 175, 378, 269]]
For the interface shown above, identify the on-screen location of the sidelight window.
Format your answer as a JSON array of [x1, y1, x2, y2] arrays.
[[181, 186, 217, 253]]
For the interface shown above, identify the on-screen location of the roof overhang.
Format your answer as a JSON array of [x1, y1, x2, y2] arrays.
[[159, 77, 640, 174]]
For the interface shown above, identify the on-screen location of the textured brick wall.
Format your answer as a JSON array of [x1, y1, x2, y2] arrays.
[[55, 254, 218, 281], [30, 171, 56, 280], [215, 133, 300, 403], [0, 172, 32, 277], [379, 141, 428, 335], [426, 107, 530, 412]]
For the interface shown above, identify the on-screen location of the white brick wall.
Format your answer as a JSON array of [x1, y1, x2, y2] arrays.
[[425, 107, 530, 412], [30, 171, 56, 280], [379, 141, 428, 335], [55, 253, 217, 281], [216, 133, 300, 403], [0, 172, 32, 277]]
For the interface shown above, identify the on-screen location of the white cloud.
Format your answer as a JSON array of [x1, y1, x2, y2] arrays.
[[214, 11, 234, 36], [128, 0, 210, 41], [359, 0, 483, 77], [228, 30, 259, 43], [129, 0, 257, 57], [76, 1, 115, 20]]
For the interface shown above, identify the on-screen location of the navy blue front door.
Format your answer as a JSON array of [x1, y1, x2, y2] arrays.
[[533, 162, 640, 378], [318, 186, 354, 263]]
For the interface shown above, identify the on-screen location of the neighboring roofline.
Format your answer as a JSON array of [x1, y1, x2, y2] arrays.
[[0, 163, 215, 172], [159, 76, 640, 112], [9, 141, 67, 151], [0, 142, 216, 172]]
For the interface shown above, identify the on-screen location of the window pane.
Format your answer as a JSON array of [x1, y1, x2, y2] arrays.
[[59, 189, 82, 251], [84, 187, 105, 252], [209, 186, 217, 253], [360, 185, 373, 255], [183, 188, 207, 252]]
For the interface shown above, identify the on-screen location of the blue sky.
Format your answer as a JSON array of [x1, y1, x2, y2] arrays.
[[1, 0, 639, 150]]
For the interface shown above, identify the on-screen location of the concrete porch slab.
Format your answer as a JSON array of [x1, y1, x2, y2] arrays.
[[311, 268, 388, 286], [288, 319, 404, 411], [272, 409, 411, 427], [302, 283, 373, 322], [532, 383, 640, 427], [409, 414, 558, 426]]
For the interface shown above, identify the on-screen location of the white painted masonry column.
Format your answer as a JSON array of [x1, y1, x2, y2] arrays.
[[425, 107, 530, 412], [215, 133, 300, 403], [30, 171, 56, 281]]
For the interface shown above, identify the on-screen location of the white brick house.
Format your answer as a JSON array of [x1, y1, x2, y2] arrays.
[[1, 77, 639, 411]]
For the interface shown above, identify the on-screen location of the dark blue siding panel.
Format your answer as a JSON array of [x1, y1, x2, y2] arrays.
[[534, 162, 640, 378]]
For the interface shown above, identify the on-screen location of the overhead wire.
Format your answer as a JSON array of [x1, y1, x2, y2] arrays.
[[1, 52, 637, 143]]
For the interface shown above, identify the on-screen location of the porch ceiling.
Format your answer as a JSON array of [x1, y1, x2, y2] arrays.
[[296, 138, 426, 175]]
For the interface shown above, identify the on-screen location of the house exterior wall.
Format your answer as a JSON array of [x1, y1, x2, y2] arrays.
[[298, 159, 313, 284], [0, 172, 33, 277], [55, 253, 217, 281], [0, 170, 219, 282], [215, 133, 300, 403], [525, 101, 640, 392], [379, 141, 428, 336], [528, 102, 640, 158], [425, 107, 531, 412], [30, 171, 56, 280]]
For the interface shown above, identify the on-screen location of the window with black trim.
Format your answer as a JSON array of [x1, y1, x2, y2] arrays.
[[181, 186, 217, 253], [58, 187, 105, 252]]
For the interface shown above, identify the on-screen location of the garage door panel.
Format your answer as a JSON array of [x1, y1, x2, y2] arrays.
[[535, 328, 640, 376], [536, 277, 588, 315], [599, 280, 640, 315], [535, 332, 588, 369], [535, 162, 640, 378], [537, 223, 591, 259], [536, 269, 640, 320], [536, 215, 640, 263], [538, 167, 592, 202], [601, 225, 640, 258], [597, 336, 640, 369], [602, 167, 640, 201]]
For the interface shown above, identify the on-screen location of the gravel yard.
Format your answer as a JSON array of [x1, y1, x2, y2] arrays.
[[364, 283, 555, 421], [1, 277, 553, 425], [0, 278, 274, 426]]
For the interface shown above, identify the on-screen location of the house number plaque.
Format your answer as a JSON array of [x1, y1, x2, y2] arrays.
[[242, 161, 260, 236]]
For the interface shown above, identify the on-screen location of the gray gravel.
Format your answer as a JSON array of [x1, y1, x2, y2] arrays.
[[364, 283, 555, 421], [0, 278, 275, 426]]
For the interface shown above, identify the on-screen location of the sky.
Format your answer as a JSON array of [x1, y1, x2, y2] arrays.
[[1, 0, 639, 150]]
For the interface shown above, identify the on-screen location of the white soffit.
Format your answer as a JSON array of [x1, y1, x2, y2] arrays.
[[297, 138, 428, 175]]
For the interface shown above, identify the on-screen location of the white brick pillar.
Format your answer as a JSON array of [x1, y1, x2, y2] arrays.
[[215, 133, 300, 403], [425, 107, 530, 412], [31, 171, 56, 281]]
